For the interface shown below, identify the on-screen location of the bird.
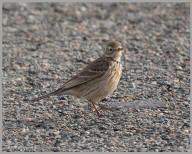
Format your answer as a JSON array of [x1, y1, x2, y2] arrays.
[[32, 41, 123, 116]]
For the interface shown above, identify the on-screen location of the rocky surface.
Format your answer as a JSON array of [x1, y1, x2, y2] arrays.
[[2, 3, 190, 152]]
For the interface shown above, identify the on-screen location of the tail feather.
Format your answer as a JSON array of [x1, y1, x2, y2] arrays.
[[32, 80, 83, 102], [32, 88, 66, 102]]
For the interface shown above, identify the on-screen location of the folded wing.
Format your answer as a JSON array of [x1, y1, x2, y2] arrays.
[[60, 57, 109, 90]]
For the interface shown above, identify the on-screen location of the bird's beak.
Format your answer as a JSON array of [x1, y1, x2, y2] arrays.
[[118, 47, 123, 51]]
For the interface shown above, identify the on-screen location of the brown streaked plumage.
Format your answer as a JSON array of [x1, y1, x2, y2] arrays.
[[32, 41, 123, 116]]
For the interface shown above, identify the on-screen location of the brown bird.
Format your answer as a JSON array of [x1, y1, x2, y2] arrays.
[[33, 41, 123, 116]]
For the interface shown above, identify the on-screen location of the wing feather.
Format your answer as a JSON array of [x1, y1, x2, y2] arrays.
[[60, 57, 109, 90]]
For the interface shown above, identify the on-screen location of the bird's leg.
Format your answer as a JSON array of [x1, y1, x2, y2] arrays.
[[91, 101, 102, 116]]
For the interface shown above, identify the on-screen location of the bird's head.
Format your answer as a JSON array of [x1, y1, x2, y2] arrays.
[[104, 41, 123, 61]]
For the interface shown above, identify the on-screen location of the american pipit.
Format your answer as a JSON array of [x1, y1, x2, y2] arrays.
[[33, 41, 123, 116]]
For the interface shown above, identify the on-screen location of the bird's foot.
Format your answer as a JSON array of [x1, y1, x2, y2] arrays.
[[91, 102, 104, 116]]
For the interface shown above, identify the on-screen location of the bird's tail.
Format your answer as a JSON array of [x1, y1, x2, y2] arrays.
[[31, 87, 66, 102]]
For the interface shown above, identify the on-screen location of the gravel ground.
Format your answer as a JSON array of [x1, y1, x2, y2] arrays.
[[2, 2, 190, 152]]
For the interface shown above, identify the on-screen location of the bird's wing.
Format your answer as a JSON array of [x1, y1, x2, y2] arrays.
[[60, 57, 109, 90]]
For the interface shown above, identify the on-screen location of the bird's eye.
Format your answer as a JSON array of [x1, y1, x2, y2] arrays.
[[109, 48, 113, 51]]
